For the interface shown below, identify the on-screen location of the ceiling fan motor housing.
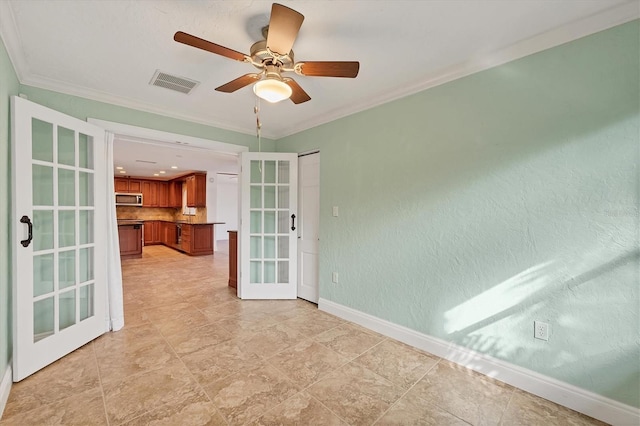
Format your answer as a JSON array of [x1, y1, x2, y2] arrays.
[[250, 39, 294, 69], [174, 3, 359, 104]]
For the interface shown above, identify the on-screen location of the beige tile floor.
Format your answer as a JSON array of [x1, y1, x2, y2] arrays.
[[1, 244, 606, 425]]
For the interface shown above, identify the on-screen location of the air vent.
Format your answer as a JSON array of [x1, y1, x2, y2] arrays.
[[149, 70, 199, 94]]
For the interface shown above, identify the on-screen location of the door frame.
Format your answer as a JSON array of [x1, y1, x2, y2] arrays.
[[87, 118, 247, 255], [238, 152, 299, 299], [297, 150, 320, 303]]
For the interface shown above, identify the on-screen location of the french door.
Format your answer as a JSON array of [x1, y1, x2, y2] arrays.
[[297, 153, 320, 303], [239, 152, 298, 299], [12, 96, 107, 381]]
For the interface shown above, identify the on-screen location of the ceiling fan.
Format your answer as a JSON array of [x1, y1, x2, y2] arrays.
[[174, 3, 359, 104]]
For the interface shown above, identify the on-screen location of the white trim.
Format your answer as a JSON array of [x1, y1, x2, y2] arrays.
[[318, 298, 640, 426], [0, 1, 27, 83], [3, 2, 637, 140], [0, 365, 12, 419], [278, 2, 639, 139], [86, 119, 249, 155]]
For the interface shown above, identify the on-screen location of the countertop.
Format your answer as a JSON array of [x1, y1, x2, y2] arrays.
[[117, 219, 225, 225], [117, 220, 143, 226], [173, 220, 225, 225]]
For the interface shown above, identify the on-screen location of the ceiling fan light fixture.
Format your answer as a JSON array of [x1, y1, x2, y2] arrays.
[[253, 78, 292, 103]]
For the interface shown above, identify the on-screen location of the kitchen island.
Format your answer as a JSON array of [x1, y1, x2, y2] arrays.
[[117, 220, 143, 259], [143, 220, 224, 256]]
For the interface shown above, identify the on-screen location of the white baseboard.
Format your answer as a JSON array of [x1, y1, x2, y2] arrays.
[[319, 298, 640, 426], [0, 364, 12, 419]]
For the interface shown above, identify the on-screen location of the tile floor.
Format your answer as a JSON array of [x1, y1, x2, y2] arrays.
[[1, 244, 606, 425]]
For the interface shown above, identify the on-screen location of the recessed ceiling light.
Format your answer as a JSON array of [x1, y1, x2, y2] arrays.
[[153, 173, 159, 176], [171, 166, 178, 169], [116, 166, 123, 170], [159, 171, 166, 174], [119, 170, 126, 174]]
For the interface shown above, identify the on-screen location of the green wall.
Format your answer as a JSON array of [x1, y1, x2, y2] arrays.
[[0, 31, 20, 384], [0, 34, 275, 386], [1, 16, 638, 410], [278, 21, 640, 407], [18, 86, 275, 152]]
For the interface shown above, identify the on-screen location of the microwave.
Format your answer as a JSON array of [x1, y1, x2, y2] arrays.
[[115, 193, 143, 207]]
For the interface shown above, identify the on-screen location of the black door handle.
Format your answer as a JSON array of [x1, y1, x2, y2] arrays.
[[291, 214, 296, 231], [20, 215, 33, 248]]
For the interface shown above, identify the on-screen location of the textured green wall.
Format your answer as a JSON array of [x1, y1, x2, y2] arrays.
[[0, 33, 20, 382], [277, 21, 640, 407], [1, 35, 274, 385], [18, 86, 275, 152]]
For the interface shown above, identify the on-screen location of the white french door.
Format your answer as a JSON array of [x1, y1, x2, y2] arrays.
[[239, 152, 298, 299], [297, 153, 320, 303], [11, 96, 107, 381]]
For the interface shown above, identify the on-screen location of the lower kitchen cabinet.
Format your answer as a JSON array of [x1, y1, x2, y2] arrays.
[[180, 223, 213, 256], [118, 224, 142, 259], [228, 230, 237, 288], [130, 220, 215, 256], [143, 221, 162, 245]]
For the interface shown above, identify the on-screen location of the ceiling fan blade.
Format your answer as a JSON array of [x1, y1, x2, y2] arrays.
[[298, 61, 360, 78], [266, 3, 304, 56], [174, 31, 247, 62], [215, 74, 261, 93], [283, 78, 311, 104]]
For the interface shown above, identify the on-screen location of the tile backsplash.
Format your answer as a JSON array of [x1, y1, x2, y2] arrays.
[[116, 206, 207, 223]]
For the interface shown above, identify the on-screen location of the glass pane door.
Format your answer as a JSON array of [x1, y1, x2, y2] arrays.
[[240, 153, 297, 299], [32, 121, 97, 342], [12, 96, 106, 381]]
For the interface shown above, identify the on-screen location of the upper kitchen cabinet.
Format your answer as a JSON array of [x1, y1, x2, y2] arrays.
[[115, 177, 142, 193], [186, 173, 206, 207], [158, 182, 169, 207], [142, 180, 158, 207], [168, 181, 182, 208]]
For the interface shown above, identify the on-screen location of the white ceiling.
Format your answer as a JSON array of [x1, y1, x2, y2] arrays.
[[1, 0, 637, 177], [112, 135, 240, 180]]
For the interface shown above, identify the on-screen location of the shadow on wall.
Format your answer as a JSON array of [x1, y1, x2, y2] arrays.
[[303, 21, 640, 407], [445, 248, 640, 404]]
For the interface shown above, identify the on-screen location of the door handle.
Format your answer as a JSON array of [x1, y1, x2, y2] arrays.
[[291, 214, 296, 231], [20, 215, 33, 248]]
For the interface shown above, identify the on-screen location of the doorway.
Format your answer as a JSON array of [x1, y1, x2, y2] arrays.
[[297, 152, 320, 303]]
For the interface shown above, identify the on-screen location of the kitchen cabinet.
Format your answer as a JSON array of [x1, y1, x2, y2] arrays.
[[115, 178, 143, 193], [158, 182, 169, 207], [179, 223, 213, 256], [168, 181, 182, 208], [114, 178, 128, 193], [143, 221, 162, 245], [129, 179, 142, 193], [228, 230, 237, 288], [115, 178, 184, 209], [163, 221, 177, 246], [180, 224, 191, 252], [186, 173, 206, 207], [118, 223, 142, 259], [142, 181, 158, 207]]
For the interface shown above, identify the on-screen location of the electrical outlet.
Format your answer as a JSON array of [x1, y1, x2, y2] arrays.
[[534, 321, 550, 341], [332, 272, 339, 284]]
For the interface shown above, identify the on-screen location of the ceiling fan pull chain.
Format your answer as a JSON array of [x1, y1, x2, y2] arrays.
[[254, 96, 262, 172]]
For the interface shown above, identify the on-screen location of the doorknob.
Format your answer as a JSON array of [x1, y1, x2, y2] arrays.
[[20, 215, 33, 247]]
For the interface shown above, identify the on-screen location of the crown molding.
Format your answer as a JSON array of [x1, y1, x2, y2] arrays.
[[2, 1, 637, 141], [0, 0, 28, 82], [18, 73, 271, 138], [276, 1, 639, 139]]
